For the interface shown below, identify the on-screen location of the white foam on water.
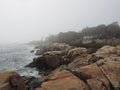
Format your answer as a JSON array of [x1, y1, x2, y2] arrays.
[[15, 67, 39, 77], [0, 44, 39, 76]]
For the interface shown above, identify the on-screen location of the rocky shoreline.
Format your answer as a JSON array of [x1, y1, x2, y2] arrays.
[[0, 43, 120, 90]]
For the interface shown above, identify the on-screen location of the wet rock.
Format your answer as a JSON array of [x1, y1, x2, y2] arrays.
[[26, 50, 73, 75], [30, 50, 35, 53], [23, 76, 49, 90], [23, 76, 37, 90], [0, 71, 27, 90], [26, 47, 89, 75], [26, 51, 63, 71]]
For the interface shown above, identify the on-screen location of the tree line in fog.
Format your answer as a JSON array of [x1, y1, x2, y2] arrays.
[[45, 22, 120, 44], [29, 22, 120, 47]]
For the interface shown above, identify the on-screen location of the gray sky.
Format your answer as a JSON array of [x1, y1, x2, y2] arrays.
[[0, 0, 120, 43]]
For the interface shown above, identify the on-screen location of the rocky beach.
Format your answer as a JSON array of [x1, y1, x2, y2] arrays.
[[0, 0, 120, 89], [0, 43, 120, 90]]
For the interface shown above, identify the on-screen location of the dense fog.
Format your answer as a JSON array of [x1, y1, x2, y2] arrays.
[[0, 0, 120, 43]]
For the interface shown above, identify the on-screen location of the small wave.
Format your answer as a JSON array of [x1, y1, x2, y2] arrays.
[[15, 67, 39, 77], [0, 44, 38, 77]]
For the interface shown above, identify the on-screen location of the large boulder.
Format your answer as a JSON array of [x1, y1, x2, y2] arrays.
[[75, 63, 111, 90], [35, 70, 89, 90], [74, 57, 120, 90], [26, 51, 66, 71], [95, 45, 117, 58], [27, 47, 89, 73], [67, 55, 90, 70], [67, 54, 101, 70], [0, 71, 27, 90], [96, 57, 120, 90], [67, 47, 88, 60], [95, 45, 120, 58]]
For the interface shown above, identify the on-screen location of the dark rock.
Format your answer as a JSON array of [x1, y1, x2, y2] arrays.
[[88, 54, 103, 63], [30, 50, 35, 53], [23, 76, 48, 90]]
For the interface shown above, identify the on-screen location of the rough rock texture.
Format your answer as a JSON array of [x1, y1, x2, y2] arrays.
[[95, 45, 117, 58], [87, 78, 108, 90], [35, 43, 72, 55], [27, 47, 89, 73], [26, 51, 66, 72], [96, 57, 120, 90], [36, 70, 89, 90], [30, 45, 120, 90], [67, 47, 88, 60], [67, 56, 90, 70], [0, 71, 27, 90], [35, 56, 120, 90], [74, 56, 120, 90], [75, 63, 111, 90], [0, 44, 118, 90], [67, 54, 101, 70]]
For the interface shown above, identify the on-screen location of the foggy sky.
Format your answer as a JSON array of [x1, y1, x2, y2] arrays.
[[0, 0, 120, 43]]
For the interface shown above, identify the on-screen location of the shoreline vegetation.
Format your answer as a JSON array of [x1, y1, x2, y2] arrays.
[[0, 22, 120, 90]]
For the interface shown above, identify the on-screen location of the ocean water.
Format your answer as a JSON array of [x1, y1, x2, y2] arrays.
[[0, 44, 39, 77]]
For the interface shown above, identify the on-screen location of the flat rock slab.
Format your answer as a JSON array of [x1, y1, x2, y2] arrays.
[[36, 70, 89, 90], [99, 58, 120, 89], [75, 63, 110, 90]]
